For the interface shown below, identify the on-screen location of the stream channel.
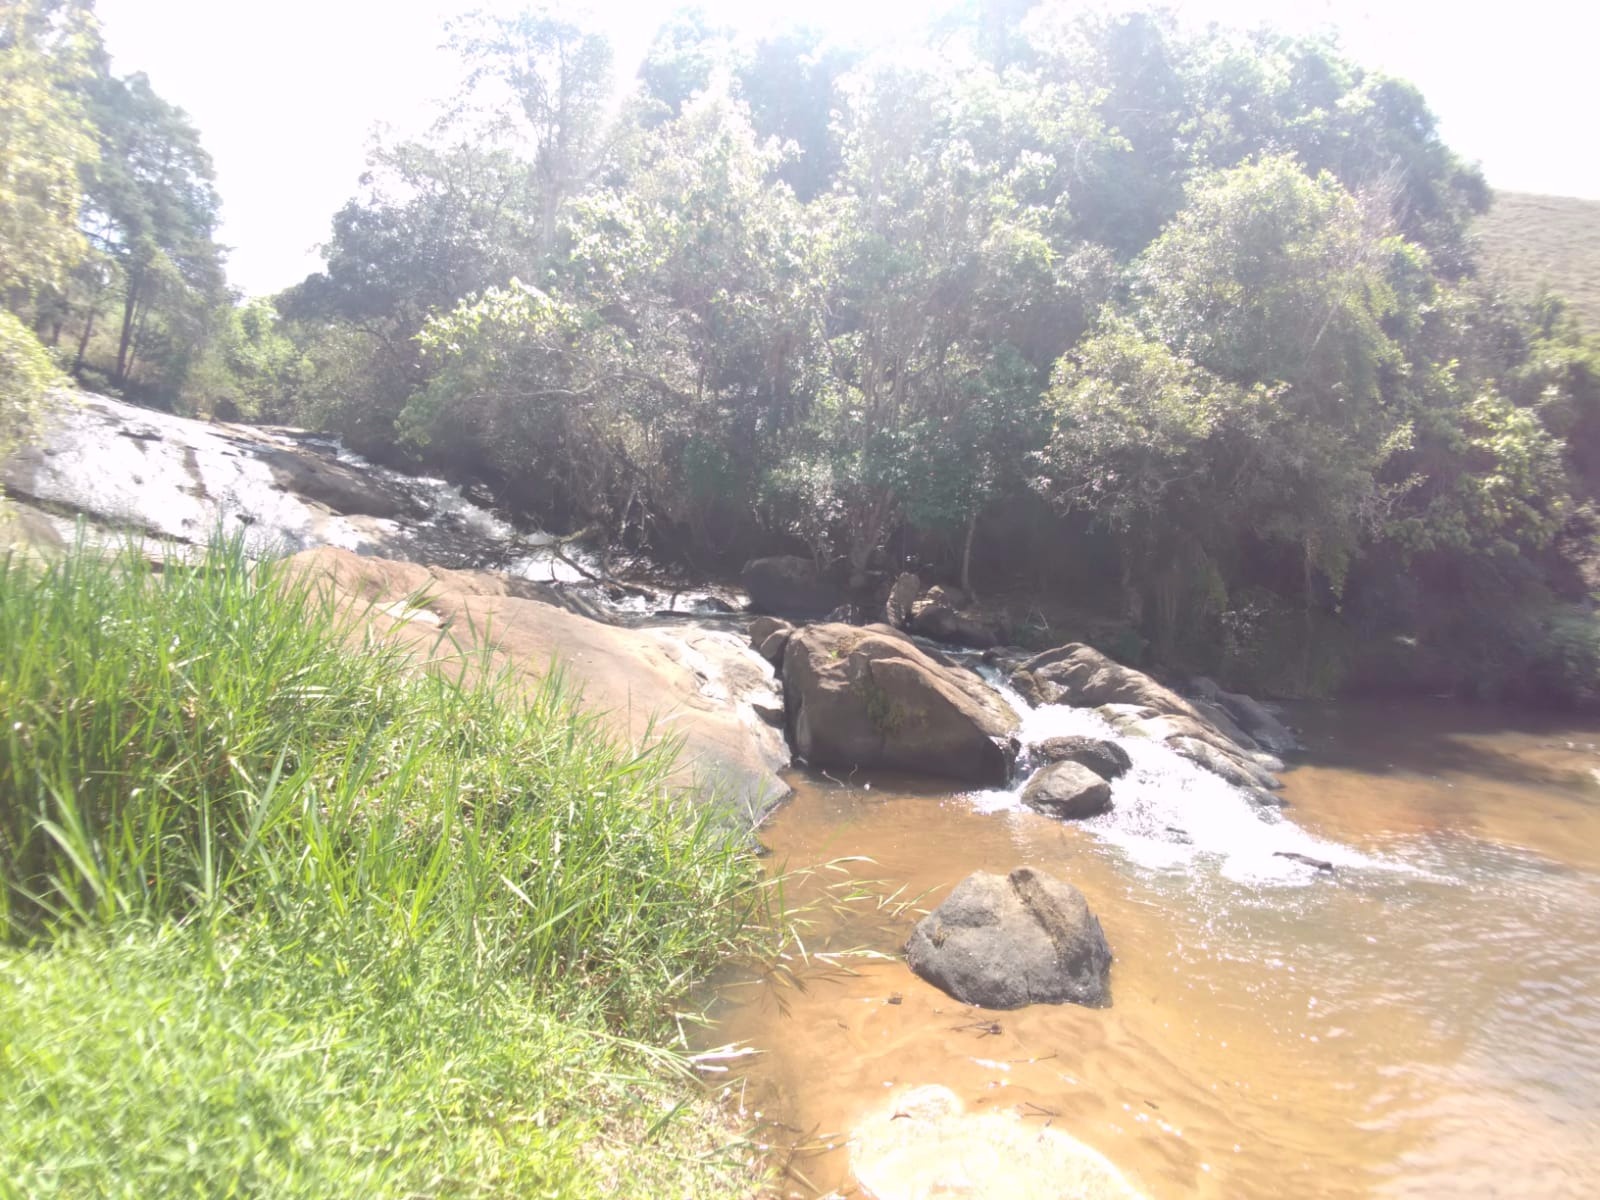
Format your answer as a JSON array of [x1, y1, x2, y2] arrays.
[[8, 394, 1598, 1198], [699, 697, 1600, 1199]]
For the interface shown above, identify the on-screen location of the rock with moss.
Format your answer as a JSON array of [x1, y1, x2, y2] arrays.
[[781, 622, 1018, 784]]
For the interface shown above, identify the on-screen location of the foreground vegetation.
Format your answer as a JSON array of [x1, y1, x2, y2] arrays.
[[0, 538, 767, 1196]]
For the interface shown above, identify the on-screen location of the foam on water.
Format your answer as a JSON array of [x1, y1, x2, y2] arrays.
[[969, 681, 1396, 885]]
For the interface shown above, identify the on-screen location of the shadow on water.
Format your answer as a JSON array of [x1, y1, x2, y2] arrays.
[[1285, 698, 1600, 792]]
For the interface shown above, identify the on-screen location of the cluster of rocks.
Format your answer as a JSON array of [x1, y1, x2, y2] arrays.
[[1004, 643, 1297, 807], [740, 560, 1307, 1026]]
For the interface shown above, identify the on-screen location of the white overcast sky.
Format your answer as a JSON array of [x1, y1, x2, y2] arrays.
[[94, 0, 1600, 297]]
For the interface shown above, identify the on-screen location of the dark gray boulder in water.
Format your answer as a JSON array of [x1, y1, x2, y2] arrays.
[[1021, 761, 1114, 819], [1033, 735, 1132, 780], [906, 868, 1112, 1009], [741, 555, 842, 619]]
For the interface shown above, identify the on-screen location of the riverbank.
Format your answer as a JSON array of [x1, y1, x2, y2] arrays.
[[0, 538, 773, 1196]]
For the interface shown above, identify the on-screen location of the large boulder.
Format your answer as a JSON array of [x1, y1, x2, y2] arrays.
[[905, 867, 1112, 1009], [1033, 735, 1131, 780], [1021, 761, 1113, 819], [782, 623, 1018, 784], [1017, 644, 1203, 719], [908, 585, 1002, 649], [741, 555, 842, 619]]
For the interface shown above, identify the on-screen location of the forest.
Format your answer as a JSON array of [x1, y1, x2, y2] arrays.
[[6, 0, 1600, 704]]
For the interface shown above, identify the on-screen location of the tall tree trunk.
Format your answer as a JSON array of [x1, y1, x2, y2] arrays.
[[73, 307, 97, 374], [115, 272, 142, 386], [960, 509, 979, 599]]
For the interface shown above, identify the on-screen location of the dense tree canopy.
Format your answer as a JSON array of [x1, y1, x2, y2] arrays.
[[5, 0, 1598, 704]]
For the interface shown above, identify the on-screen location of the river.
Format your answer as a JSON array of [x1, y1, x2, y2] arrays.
[[701, 699, 1600, 1198], [11, 395, 1599, 1196]]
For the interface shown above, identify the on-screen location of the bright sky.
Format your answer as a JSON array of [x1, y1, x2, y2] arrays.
[[94, 0, 1600, 297]]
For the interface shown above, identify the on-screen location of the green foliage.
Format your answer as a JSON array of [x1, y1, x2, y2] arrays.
[[251, 6, 1600, 704], [0, 536, 769, 1194], [0, 0, 97, 300], [183, 296, 308, 419], [0, 308, 60, 461]]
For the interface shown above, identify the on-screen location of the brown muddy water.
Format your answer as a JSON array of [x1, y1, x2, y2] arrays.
[[698, 700, 1600, 1198]]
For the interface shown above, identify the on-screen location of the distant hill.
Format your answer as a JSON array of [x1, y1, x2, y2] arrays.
[[1474, 191, 1600, 332]]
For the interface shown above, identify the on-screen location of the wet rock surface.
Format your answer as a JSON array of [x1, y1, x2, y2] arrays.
[[782, 623, 1019, 785], [905, 867, 1112, 1009], [1033, 735, 1132, 780], [1021, 761, 1114, 819], [1010, 643, 1292, 799], [2, 391, 580, 577]]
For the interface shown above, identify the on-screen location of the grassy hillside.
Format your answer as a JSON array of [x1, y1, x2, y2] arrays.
[[1475, 191, 1600, 331]]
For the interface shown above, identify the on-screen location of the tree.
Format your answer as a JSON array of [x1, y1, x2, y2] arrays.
[[407, 86, 819, 546], [448, 4, 614, 257], [73, 69, 225, 395], [777, 50, 1107, 582], [0, 0, 97, 300]]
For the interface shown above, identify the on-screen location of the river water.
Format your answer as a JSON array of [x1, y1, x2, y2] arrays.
[[702, 700, 1600, 1199]]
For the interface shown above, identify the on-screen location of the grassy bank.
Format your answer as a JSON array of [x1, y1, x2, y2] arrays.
[[0, 538, 768, 1197]]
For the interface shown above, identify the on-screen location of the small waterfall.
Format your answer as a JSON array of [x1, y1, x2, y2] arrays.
[[970, 672, 1391, 885]]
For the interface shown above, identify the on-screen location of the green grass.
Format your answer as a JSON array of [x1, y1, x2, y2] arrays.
[[1475, 191, 1600, 333], [0, 535, 770, 1197]]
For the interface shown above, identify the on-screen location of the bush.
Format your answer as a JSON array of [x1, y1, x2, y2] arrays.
[[1526, 605, 1600, 708], [0, 309, 61, 461]]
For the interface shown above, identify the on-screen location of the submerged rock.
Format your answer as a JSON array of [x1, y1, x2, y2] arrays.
[[782, 623, 1018, 785], [851, 1085, 1146, 1200], [1034, 735, 1132, 780], [1022, 761, 1113, 820], [905, 867, 1112, 1009]]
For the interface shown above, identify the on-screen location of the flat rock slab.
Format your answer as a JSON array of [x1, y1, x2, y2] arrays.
[[285, 548, 792, 825], [851, 1085, 1146, 1200], [905, 867, 1112, 1009]]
